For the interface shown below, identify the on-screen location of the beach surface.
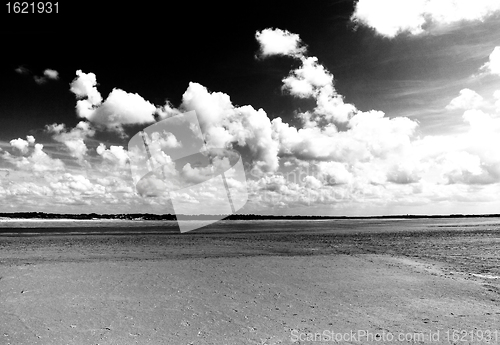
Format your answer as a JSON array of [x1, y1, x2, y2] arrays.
[[1, 218, 500, 344]]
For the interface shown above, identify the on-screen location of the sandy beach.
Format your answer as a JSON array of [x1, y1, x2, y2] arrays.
[[1, 220, 500, 344]]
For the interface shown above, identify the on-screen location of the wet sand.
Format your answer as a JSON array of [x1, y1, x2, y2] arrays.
[[1, 221, 500, 344]]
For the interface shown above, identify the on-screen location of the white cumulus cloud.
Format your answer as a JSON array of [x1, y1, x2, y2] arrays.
[[43, 69, 59, 80], [259, 30, 357, 125], [46, 121, 95, 162], [255, 28, 306, 58], [3, 143, 65, 172], [15, 67, 59, 84], [282, 57, 333, 98], [70, 70, 102, 104], [480, 46, 500, 76], [86, 89, 156, 129], [180, 82, 280, 172], [10, 138, 30, 154], [96, 143, 130, 167], [70, 71, 156, 134], [494, 90, 500, 111], [351, 0, 500, 38], [446, 88, 484, 110]]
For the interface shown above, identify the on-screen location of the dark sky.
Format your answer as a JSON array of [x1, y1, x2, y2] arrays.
[[1, 1, 359, 140], [3, 0, 497, 141]]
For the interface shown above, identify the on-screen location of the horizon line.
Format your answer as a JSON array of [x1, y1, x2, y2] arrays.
[[1, 212, 500, 220]]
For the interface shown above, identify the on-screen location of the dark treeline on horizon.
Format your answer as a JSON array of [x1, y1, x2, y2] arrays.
[[1, 212, 500, 220]]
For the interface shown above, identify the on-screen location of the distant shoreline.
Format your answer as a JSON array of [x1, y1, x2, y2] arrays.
[[1, 212, 500, 221]]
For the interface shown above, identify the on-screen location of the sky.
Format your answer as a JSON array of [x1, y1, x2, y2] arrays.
[[1, 0, 500, 216]]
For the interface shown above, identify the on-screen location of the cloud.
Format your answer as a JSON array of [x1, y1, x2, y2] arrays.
[[96, 143, 130, 167], [156, 100, 181, 119], [181, 163, 215, 184], [386, 161, 421, 184], [82, 88, 156, 129], [34, 69, 60, 84], [180, 82, 280, 172], [303, 175, 322, 189], [250, 28, 500, 210], [494, 90, 500, 111], [181, 82, 234, 128], [50, 173, 105, 195], [95, 176, 134, 194], [260, 38, 354, 127], [440, 150, 495, 185], [259, 29, 420, 196], [272, 108, 417, 164], [46, 121, 95, 162], [255, 28, 306, 58], [480, 46, 500, 76], [45, 123, 65, 134], [2, 182, 53, 198], [9, 136, 35, 154], [15, 66, 60, 84], [446, 88, 484, 110], [70, 70, 102, 104], [257, 29, 356, 125], [309, 85, 357, 124], [413, 107, 500, 187], [43, 69, 59, 80], [316, 161, 353, 185], [64, 140, 88, 162], [33, 76, 47, 85], [462, 109, 500, 134], [70, 71, 156, 134], [29, 144, 65, 172], [351, 0, 427, 38], [15, 66, 29, 75], [10, 138, 30, 154], [3, 143, 65, 172], [351, 0, 500, 38], [149, 130, 182, 149], [282, 57, 333, 98]]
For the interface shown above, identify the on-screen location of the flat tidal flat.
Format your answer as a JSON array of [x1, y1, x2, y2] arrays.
[[1, 218, 500, 344]]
